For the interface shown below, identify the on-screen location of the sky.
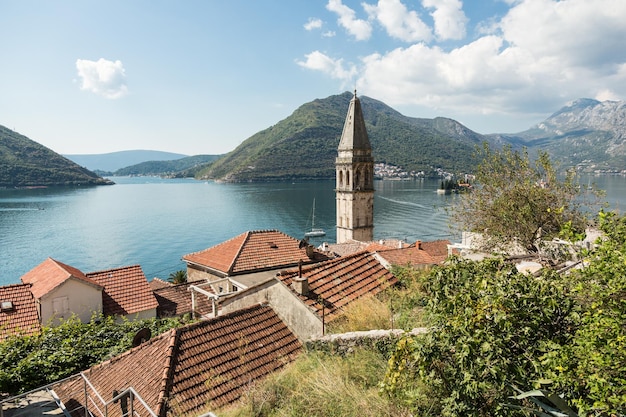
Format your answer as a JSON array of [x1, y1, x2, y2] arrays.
[[1, 0, 625, 156]]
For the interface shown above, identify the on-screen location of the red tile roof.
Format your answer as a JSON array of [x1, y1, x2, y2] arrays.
[[183, 230, 330, 276], [153, 282, 214, 318], [375, 246, 438, 267], [54, 304, 302, 417], [87, 265, 158, 316], [148, 277, 172, 291], [419, 239, 452, 263], [277, 251, 398, 321], [0, 283, 40, 340], [21, 258, 102, 299]]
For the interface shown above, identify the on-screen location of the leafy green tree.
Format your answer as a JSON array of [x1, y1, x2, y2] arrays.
[[168, 269, 187, 284], [453, 144, 593, 254], [381, 257, 577, 416], [0, 314, 185, 395], [541, 210, 626, 416]]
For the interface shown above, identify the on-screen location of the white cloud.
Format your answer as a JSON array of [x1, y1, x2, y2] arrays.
[[296, 50, 357, 82], [422, 0, 467, 40], [75, 58, 128, 99], [326, 0, 372, 41], [306, 0, 626, 132], [304, 18, 323, 31], [363, 0, 432, 42]]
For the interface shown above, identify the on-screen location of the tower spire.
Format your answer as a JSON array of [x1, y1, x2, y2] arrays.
[[335, 92, 374, 244]]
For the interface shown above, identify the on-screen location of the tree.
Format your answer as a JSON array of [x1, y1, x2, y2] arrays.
[[381, 257, 577, 416], [452, 143, 593, 255], [541, 210, 626, 416], [168, 269, 187, 284]]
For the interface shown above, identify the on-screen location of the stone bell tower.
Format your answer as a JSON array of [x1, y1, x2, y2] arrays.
[[335, 91, 374, 244]]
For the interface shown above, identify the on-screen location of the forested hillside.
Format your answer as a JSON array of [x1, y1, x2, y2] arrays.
[[196, 92, 487, 182], [0, 126, 113, 187]]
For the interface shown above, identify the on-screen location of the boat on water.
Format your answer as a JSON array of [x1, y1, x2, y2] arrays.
[[304, 198, 326, 237]]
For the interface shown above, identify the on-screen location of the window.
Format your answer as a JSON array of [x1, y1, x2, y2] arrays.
[[0, 300, 14, 312]]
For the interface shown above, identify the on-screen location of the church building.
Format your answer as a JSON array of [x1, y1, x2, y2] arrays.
[[335, 91, 375, 244]]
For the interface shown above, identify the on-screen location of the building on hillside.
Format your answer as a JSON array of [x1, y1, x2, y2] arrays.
[[53, 304, 302, 417], [86, 265, 158, 321], [0, 283, 40, 341], [182, 229, 331, 290], [21, 258, 103, 325], [335, 90, 375, 244], [20, 258, 158, 325], [374, 240, 455, 270], [276, 250, 398, 324]]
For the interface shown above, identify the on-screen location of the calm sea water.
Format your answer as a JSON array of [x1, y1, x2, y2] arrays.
[[1, 175, 624, 286]]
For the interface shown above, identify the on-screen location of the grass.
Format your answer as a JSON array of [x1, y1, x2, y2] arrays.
[[217, 266, 431, 417], [218, 349, 412, 417]]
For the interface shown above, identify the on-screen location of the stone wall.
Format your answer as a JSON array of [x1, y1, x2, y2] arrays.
[[305, 327, 428, 357]]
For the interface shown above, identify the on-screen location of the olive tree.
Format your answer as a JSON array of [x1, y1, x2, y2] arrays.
[[453, 143, 592, 255]]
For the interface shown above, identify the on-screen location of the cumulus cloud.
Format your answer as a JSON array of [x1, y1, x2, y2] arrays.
[[422, 0, 467, 40], [326, 0, 372, 41], [306, 0, 626, 131], [363, 0, 432, 42], [304, 18, 323, 31], [75, 58, 128, 99], [296, 50, 357, 82]]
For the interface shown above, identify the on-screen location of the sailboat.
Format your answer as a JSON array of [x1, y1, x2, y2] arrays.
[[304, 198, 326, 237]]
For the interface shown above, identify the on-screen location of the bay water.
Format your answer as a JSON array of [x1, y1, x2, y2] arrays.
[[1, 175, 624, 286]]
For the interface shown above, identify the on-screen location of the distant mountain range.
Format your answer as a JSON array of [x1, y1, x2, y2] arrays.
[[64, 150, 189, 172], [487, 98, 626, 171], [3, 93, 625, 186]]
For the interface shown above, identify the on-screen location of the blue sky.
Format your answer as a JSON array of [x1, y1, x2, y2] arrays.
[[1, 0, 625, 155]]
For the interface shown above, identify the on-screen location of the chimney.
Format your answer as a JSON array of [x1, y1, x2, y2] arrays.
[[416, 240, 422, 250], [292, 260, 309, 296], [305, 244, 315, 258]]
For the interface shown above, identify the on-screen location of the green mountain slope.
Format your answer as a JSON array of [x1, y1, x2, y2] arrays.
[[114, 154, 223, 177], [196, 92, 487, 182], [0, 125, 113, 187]]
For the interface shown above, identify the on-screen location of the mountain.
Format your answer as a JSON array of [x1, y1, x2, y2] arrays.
[[0, 125, 113, 187], [64, 150, 189, 172], [488, 98, 626, 171], [114, 154, 223, 177], [196, 92, 487, 182]]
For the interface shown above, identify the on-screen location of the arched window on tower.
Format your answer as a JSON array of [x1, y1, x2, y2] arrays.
[[339, 171, 343, 187], [347, 171, 351, 187]]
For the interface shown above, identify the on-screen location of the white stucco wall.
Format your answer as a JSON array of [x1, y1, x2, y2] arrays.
[[40, 278, 102, 325]]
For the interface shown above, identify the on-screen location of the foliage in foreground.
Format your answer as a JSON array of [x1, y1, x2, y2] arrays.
[[219, 349, 411, 417], [0, 314, 187, 395], [382, 210, 626, 417]]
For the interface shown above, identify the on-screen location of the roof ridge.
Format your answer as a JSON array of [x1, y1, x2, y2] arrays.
[[157, 327, 180, 416], [228, 231, 252, 274], [0, 282, 32, 289], [86, 264, 142, 275]]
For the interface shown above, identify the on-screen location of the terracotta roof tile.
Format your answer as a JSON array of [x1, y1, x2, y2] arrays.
[[375, 246, 438, 267], [87, 265, 158, 316], [21, 258, 102, 299], [153, 282, 214, 318], [0, 283, 40, 340], [419, 239, 452, 263], [149, 277, 172, 291], [277, 251, 398, 321], [53, 304, 301, 417], [183, 230, 330, 275]]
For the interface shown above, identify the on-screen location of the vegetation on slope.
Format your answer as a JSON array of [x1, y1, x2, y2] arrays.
[[196, 92, 486, 182], [0, 125, 112, 187], [0, 314, 189, 395], [114, 154, 222, 177]]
